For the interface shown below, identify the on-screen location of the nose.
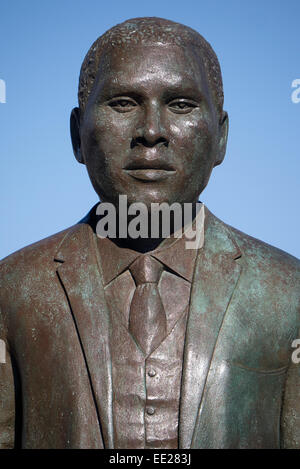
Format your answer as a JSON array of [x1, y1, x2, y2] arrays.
[[133, 100, 168, 147]]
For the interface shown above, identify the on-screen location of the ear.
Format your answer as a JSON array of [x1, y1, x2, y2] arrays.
[[70, 107, 84, 164], [214, 111, 229, 167]]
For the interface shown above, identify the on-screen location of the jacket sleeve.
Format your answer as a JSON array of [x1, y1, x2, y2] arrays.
[[281, 332, 300, 448], [0, 309, 15, 449]]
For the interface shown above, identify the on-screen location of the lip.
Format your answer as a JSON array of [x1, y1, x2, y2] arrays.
[[124, 169, 176, 182]]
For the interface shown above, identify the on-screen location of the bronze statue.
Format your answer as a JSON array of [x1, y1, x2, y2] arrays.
[[0, 17, 299, 449]]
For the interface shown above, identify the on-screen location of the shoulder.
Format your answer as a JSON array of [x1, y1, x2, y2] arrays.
[[205, 208, 300, 340], [205, 208, 300, 314], [0, 224, 87, 307], [0, 221, 96, 339], [1, 226, 75, 276], [227, 221, 300, 278], [205, 207, 300, 274]]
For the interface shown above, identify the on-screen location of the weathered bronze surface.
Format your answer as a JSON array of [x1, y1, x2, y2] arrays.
[[0, 17, 299, 449]]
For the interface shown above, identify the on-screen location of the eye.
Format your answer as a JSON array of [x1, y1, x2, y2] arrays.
[[108, 98, 137, 113], [168, 99, 198, 114]]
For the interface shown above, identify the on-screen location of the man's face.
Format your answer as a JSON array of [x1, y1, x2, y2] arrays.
[[75, 43, 226, 208]]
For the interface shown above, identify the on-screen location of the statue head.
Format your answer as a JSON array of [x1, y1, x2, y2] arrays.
[[70, 17, 228, 209]]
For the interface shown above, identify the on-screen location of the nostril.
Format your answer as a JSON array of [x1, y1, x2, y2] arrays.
[[131, 137, 168, 149]]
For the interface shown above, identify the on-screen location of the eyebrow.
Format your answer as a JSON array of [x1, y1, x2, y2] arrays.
[[97, 77, 207, 102], [162, 84, 206, 101]]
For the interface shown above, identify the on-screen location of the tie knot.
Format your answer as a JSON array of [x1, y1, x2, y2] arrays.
[[129, 255, 163, 285]]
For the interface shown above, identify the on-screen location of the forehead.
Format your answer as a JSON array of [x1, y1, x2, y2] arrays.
[[95, 43, 209, 96]]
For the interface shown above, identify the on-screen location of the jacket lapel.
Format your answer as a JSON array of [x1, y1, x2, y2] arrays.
[[54, 224, 114, 449], [179, 208, 243, 448]]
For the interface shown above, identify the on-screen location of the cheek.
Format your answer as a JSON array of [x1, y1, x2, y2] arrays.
[[170, 117, 215, 168], [83, 109, 132, 155], [171, 114, 213, 144], [81, 111, 136, 192]]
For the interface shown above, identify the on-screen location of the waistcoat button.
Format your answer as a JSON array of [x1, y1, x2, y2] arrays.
[[148, 369, 156, 377], [146, 407, 155, 415]]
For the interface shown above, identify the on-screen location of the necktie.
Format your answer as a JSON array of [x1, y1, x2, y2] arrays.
[[129, 255, 167, 356]]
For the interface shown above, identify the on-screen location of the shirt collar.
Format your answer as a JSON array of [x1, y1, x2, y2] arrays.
[[97, 203, 205, 286]]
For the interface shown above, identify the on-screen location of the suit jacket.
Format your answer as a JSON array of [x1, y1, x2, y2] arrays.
[[0, 207, 299, 449]]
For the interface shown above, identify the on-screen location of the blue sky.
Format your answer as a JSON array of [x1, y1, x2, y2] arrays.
[[1, 0, 299, 259]]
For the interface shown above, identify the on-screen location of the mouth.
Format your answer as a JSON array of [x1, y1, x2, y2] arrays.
[[124, 168, 176, 181], [123, 159, 176, 182]]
